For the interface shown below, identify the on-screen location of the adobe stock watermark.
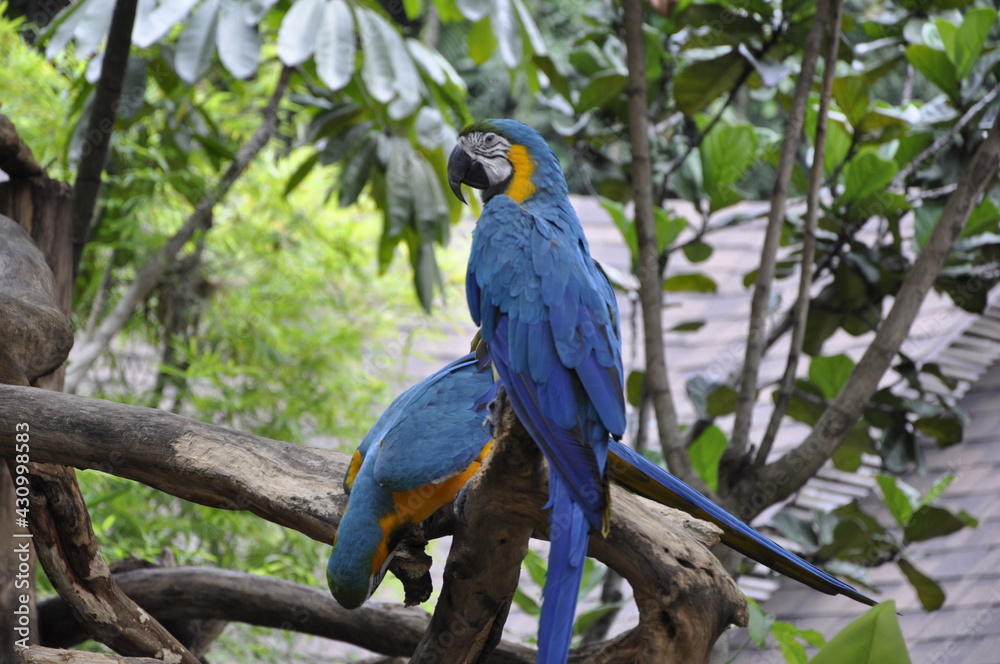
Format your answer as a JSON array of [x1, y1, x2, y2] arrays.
[[11, 422, 32, 650]]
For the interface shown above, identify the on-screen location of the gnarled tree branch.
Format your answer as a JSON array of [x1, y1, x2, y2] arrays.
[[742, 111, 1000, 512]]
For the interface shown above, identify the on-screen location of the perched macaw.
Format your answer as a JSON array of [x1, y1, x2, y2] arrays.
[[448, 119, 625, 662], [326, 353, 497, 609], [325, 351, 876, 614]]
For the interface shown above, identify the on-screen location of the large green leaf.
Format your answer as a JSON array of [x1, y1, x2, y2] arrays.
[[808, 354, 855, 401], [468, 17, 497, 65], [577, 70, 628, 113], [904, 505, 976, 542], [315, 0, 356, 92], [276, 0, 324, 66], [492, 0, 521, 68], [133, 0, 200, 49], [700, 120, 758, 211], [72, 0, 116, 59], [358, 8, 395, 104], [216, 2, 261, 80], [898, 558, 945, 611], [674, 51, 744, 116], [456, 0, 490, 21], [664, 273, 717, 293], [840, 151, 898, 206], [809, 602, 910, 664], [687, 425, 727, 492], [914, 416, 963, 446], [175, 0, 220, 84], [875, 474, 912, 526], [936, 8, 998, 79], [905, 44, 959, 101], [339, 137, 377, 207], [832, 75, 870, 128]]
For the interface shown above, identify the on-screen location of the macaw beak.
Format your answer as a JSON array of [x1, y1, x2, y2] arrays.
[[447, 145, 490, 204]]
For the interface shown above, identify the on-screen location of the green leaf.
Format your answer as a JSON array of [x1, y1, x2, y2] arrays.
[[577, 70, 628, 113], [808, 354, 855, 400], [772, 622, 811, 664], [937, 8, 998, 79], [339, 138, 377, 207], [626, 370, 644, 408], [492, 0, 521, 68], [133, 0, 200, 49], [876, 474, 913, 526], [840, 151, 898, 206], [905, 44, 959, 101], [512, 0, 546, 56], [917, 473, 954, 511], [670, 320, 704, 332], [961, 198, 1000, 238], [682, 241, 713, 263], [573, 603, 622, 636], [277, 0, 324, 66], [601, 198, 638, 266], [904, 505, 975, 542], [664, 273, 717, 293], [706, 384, 738, 417], [654, 208, 686, 252], [358, 9, 396, 103], [898, 559, 945, 611], [745, 600, 775, 646], [687, 425, 727, 492], [914, 416, 963, 447], [284, 151, 319, 197], [674, 51, 744, 116], [512, 588, 540, 616], [175, 0, 220, 84], [468, 17, 497, 65], [832, 76, 870, 128], [216, 4, 261, 79], [809, 601, 910, 664], [700, 121, 758, 211], [315, 0, 356, 92]]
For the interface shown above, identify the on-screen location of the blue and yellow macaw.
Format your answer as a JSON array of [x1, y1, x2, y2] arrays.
[[325, 351, 876, 614], [448, 119, 625, 662], [326, 353, 496, 609]]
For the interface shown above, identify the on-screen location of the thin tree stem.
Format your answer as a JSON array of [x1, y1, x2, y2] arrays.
[[622, 0, 699, 485], [757, 0, 842, 467], [729, 4, 826, 456]]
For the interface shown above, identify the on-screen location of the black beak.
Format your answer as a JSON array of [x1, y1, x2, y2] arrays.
[[447, 145, 490, 204]]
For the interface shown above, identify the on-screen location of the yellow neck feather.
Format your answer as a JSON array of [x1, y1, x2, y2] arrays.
[[506, 144, 536, 203]]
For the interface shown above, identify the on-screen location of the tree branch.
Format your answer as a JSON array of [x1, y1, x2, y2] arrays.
[[0, 385, 348, 543], [891, 82, 1000, 191], [743, 111, 1000, 511], [756, 0, 842, 468], [65, 66, 294, 393], [623, 0, 697, 486], [35, 566, 535, 663], [19, 647, 166, 664], [0, 115, 43, 179], [69, 0, 139, 279], [729, 3, 827, 457]]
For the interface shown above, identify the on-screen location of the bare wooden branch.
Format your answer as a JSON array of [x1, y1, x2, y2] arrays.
[[623, 0, 694, 487], [756, 0, 843, 467], [19, 647, 165, 664], [729, 2, 827, 457], [0, 385, 349, 542], [65, 66, 294, 392], [0, 115, 43, 179], [69, 0, 139, 277], [745, 111, 1000, 510], [35, 566, 535, 663], [0, 216, 73, 385]]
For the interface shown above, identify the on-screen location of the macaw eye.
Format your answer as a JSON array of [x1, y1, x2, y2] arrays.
[[483, 133, 496, 145]]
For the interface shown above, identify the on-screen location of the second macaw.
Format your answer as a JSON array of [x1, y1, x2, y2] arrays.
[[326, 351, 875, 614], [448, 119, 625, 663]]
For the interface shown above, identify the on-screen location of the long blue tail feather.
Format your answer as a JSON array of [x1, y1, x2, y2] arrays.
[[537, 474, 590, 664], [607, 441, 877, 606]]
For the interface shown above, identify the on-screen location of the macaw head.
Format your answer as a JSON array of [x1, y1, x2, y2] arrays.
[[447, 119, 566, 205]]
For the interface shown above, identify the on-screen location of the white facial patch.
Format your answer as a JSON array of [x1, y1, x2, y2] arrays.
[[459, 132, 513, 185]]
